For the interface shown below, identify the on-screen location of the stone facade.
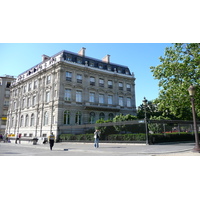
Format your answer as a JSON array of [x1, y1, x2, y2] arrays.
[[6, 48, 136, 140], [0, 75, 16, 136]]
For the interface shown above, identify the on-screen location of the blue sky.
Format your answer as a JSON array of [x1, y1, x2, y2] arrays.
[[0, 43, 172, 107]]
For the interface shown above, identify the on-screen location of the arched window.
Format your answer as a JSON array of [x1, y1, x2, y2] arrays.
[[25, 115, 29, 127], [108, 113, 114, 120], [44, 112, 48, 125], [30, 114, 35, 126], [89, 112, 95, 124], [99, 112, 105, 120], [75, 111, 81, 125], [64, 110, 70, 125], [20, 115, 24, 127]]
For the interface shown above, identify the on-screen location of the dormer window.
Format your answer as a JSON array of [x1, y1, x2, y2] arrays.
[[99, 64, 103, 69], [107, 65, 112, 71], [118, 68, 122, 73], [125, 69, 129, 75], [77, 57, 82, 64], [66, 56, 72, 61], [90, 61, 94, 67]]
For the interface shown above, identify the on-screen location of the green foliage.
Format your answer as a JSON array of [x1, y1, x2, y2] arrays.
[[149, 133, 195, 144], [148, 116, 171, 133], [150, 43, 200, 120], [113, 114, 137, 133], [59, 134, 94, 141]]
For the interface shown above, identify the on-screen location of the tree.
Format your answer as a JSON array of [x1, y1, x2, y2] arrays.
[[137, 100, 163, 119], [150, 43, 200, 120], [113, 114, 137, 133]]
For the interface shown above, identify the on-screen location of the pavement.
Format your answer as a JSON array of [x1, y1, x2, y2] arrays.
[[1, 141, 200, 156]]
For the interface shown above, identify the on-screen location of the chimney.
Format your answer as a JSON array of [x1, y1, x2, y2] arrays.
[[102, 54, 110, 63], [78, 47, 86, 57], [42, 54, 50, 62]]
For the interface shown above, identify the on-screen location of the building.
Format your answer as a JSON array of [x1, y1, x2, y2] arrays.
[[0, 75, 16, 136], [6, 48, 136, 140]]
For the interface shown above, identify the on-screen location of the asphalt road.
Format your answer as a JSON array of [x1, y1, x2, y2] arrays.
[[1, 141, 199, 156]]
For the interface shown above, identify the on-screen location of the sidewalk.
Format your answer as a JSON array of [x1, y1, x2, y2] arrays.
[[1, 141, 200, 156]]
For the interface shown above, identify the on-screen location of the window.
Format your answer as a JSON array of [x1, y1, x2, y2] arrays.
[[119, 96, 123, 106], [127, 84, 131, 91], [99, 112, 105, 120], [89, 92, 95, 103], [24, 85, 27, 93], [5, 90, 10, 98], [99, 79, 104, 87], [77, 58, 82, 64], [118, 68, 122, 73], [13, 101, 16, 110], [66, 56, 72, 61], [89, 112, 95, 124], [107, 66, 112, 71], [76, 91, 82, 102], [90, 77, 95, 86], [22, 98, 25, 109], [108, 80, 113, 88], [46, 91, 50, 102], [77, 74, 82, 83], [66, 71, 72, 81], [4, 101, 9, 106], [28, 82, 32, 91], [125, 70, 129, 75], [108, 113, 114, 120], [64, 111, 70, 125], [108, 95, 113, 105], [46, 75, 51, 84], [32, 96, 36, 106], [119, 82, 123, 90], [6, 82, 11, 88], [75, 111, 81, 124], [0, 78, 2, 85], [64, 89, 71, 101], [90, 61, 94, 67], [99, 64, 103, 69], [99, 94, 104, 104], [25, 115, 29, 127], [34, 80, 38, 89], [44, 112, 48, 125], [30, 114, 35, 126], [27, 97, 30, 108], [127, 97, 131, 107]]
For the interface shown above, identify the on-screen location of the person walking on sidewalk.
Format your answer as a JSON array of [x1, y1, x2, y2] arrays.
[[15, 133, 19, 144], [48, 132, 55, 150], [94, 129, 101, 148]]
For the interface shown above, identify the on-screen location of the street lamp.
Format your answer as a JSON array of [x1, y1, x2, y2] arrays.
[[188, 85, 200, 152], [143, 97, 149, 145]]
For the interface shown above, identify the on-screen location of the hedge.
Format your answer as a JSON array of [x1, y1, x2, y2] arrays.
[[59, 132, 197, 144]]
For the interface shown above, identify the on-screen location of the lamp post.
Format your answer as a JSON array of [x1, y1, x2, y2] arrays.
[[143, 97, 149, 145], [188, 85, 200, 152]]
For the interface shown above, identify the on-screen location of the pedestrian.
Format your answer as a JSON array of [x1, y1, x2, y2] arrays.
[[94, 129, 101, 148], [15, 133, 19, 144], [48, 132, 55, 150], [19, 133, 22, 144]]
